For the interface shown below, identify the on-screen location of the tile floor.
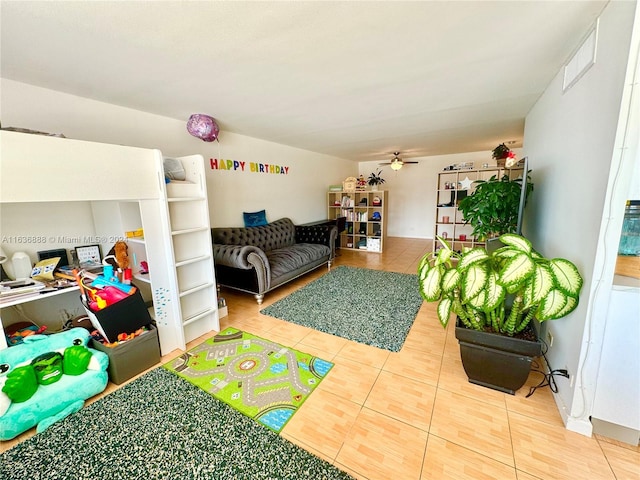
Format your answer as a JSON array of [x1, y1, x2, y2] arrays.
[[3, 237, 639, 479]]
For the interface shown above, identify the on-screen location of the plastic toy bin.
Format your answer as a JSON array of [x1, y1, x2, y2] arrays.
[[91, 325, 160, 384]]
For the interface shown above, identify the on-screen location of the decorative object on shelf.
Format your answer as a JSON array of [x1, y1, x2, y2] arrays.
[[492, 142, 517, 167], [367, 169, 385, 191], [10, 252, 32, 280], [458, 176, 473, 190], [342, 176, 357, 193], [357, 175, 367, 191], [186, 114, 220, 142], [458, 172, 534, 241], [418, 233, 583, 394]]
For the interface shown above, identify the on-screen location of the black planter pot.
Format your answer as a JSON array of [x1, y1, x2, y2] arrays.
[[455, 318, 543, 395]]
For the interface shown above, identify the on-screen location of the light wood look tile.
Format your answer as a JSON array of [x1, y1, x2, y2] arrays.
[[422, 435, 518, 479], [4, 237, 633, 480], [383, 346, 442, 387], [282, 388, 361, 459], [364, 371, 436, 432], [401, 312, 447, 355], [316, 357, 381, 405], [298, 328, 349, 357], [335, 340, 390, 369], [430, 389, 514, 466], [505, 370, 565, 428], [598, 440, 640, 480], [336, 407, 428, 480], [264, 320, 314, 344], [509, 411, 616, 479]]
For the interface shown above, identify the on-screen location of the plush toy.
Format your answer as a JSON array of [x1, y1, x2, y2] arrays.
[[104, 241, 130, 270], [0, 328, 109, 440]]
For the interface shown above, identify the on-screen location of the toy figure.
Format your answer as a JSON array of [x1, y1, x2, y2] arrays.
[[104, 241, 130, 270]]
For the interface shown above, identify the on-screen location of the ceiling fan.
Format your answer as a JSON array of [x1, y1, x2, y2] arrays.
[[379, 152, 419, 171]]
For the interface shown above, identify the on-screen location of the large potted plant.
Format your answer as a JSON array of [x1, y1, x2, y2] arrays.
[[418, 233, 583, 394], [458, 173, 534, 241]]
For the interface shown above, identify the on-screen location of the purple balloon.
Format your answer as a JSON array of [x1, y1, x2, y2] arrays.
[[186, 114, 220, 142]]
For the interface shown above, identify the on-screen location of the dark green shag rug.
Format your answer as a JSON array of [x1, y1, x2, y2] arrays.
[[0, 368, 353, 480], [260, 266, 422, 352]]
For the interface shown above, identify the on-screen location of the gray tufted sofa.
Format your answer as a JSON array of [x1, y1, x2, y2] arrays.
[[211, 218, 337, 305]]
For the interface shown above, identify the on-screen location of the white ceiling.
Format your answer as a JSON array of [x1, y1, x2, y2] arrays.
[[1, 1, 607, 162]]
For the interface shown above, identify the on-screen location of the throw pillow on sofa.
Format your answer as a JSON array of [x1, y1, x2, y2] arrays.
[[243, 210, 268, 227]]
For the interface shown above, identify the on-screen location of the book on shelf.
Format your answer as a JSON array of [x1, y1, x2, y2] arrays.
[[0, 279, 46, 298]]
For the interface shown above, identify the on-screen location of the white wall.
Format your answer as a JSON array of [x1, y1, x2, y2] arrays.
[[523, 0, 638, 435], [358, 150, 522, 238], [0, 80, 356, 228], [0, 79, 355, 329]]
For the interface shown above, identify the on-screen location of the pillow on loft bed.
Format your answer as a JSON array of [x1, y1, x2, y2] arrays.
[[163, 157, 186, 181], [243, 210, 268, 227]]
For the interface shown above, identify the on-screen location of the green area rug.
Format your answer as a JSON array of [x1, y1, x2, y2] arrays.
[[260, 266, 422, 352], [163, 327, 333, 433], [0, 367, 353, 480]]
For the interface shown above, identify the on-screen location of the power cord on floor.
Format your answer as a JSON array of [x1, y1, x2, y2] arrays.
[[526, 338, 570, 397]]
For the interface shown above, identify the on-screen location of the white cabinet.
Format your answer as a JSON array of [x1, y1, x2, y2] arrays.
[[591, 283, 640, 443], [0, 131, 218, 355]]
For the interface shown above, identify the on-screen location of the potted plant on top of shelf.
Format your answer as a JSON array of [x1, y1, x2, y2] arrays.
[[417, 233, 583, 394], [367, 170, 385, 191], [492, 143, 517, 167], [458, 172, 534, 242]]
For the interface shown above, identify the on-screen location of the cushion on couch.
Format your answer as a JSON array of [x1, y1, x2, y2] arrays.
[[267, 243, 331, 279]]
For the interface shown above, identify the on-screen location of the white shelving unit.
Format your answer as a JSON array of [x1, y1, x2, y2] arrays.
[[0, 131, 218, 354]]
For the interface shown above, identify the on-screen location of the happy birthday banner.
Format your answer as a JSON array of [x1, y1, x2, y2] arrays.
[[210, 158, 290, 175]]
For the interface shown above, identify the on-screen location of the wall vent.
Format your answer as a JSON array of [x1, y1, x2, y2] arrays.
[[563, 19, 599, 92]]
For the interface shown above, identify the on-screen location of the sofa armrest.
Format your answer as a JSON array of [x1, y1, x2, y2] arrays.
[[295, 225, 338, 258], [213, 244, 271, 292]]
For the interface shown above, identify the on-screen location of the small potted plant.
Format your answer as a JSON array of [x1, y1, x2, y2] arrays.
[[417, 233, 583, 394], [492, 143, 516, 167], [367, 170, 385, 191], [458, 173, 534, 241]]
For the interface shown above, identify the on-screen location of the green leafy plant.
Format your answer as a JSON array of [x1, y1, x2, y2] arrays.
[[458, 173, 534, 240], [367, 170, 386, 186], [418, 233, 583, 336]]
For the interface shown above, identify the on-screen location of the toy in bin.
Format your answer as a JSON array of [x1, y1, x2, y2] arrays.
[[75, 267, 152, 344], [75, 264, 136, 312]]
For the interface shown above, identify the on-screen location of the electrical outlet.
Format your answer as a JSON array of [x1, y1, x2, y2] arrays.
[[546, 330, 554, 348]]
